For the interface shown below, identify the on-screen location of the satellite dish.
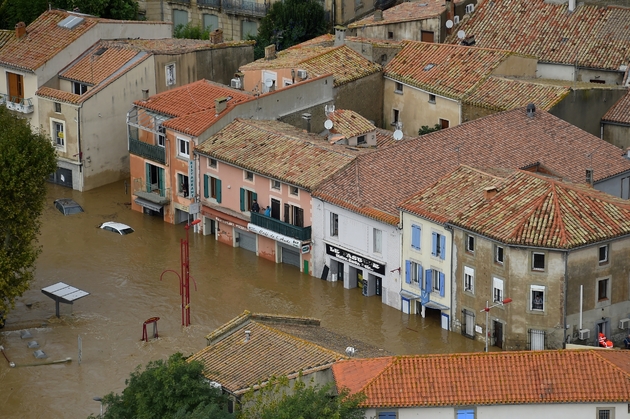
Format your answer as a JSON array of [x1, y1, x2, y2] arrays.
[[264, 79, 274, 87], [446, 19, 453, 29], [393, 130, 403, 140], [324, 119, 333, 130], [457, 30, 466, 40]]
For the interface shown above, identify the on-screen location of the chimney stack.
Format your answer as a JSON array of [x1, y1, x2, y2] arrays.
[[264, 44, 276, 60], [569, 0, 576, 12], [483, 186, 498, 201], [15, 22, 26, 39], [215, 97, 228, 115], [526, 103, 536, 118], [244, 330, 251, 342], [586, 169, 594, 186], [210, 28, 223, 44], [334, 26, 347, 46], [302, 113, 312, 132], [142, 89, 149, 100], [373, 10, 383, 21]]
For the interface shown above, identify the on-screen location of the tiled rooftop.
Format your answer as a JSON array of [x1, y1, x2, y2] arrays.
[[104, 37, 255, 54], [463, 77, 571, 112], [312, 108, 630, 225], [602, 90, 630, 124], [60, 45, 142, 85], [349, 0, 446, 28], [384, 41, 518, 99], [333, 350, 630, 407], [240, 46, 333, 70], [0, 29, 13, 50], [446, 0, 630, 71], [195, 118, 361, 190], [36, 86, 83, 104], [328, 109, 375, 138]]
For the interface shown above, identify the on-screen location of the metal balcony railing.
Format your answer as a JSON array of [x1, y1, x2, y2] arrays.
[[250, 212, 311, 241], [222, 0, 267, 17], [198, 0, 221, 7], [132, 177, 171, 204], [2, 94, 34, 114], [128, 135, 166, 165]]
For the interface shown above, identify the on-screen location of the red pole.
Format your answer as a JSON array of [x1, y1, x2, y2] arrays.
[[180, 237, 185, 326], [184, 224, 191, 327]]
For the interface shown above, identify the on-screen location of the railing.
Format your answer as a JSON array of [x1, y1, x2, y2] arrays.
[[133, 177, 171, 204], [169, 0, 190, 4], [250, 212, 311, 241], [2, 94, 34, 114], [128, 135, 166, 165], [222, 0, 267, 16], [198, 0, 221, 7]]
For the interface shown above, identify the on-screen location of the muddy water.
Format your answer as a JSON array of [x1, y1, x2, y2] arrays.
[[0, 180, 483, 418]]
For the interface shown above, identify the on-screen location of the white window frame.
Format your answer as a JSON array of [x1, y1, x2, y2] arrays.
[[395, 82, 403, 93], [432, 269, 441, 292], [330, 212, 339, 237], [207, 158, 217, 169], [464, 266, 474, 294], [532, 252, 545, 271], [530, 285, 545, 311], [156, 123, 166, 147], [165, 63, 176, 86], [177, 137, 189, 158], [373, 228, 382, 253], [72, 82, 87, 95], [244, 170, 254, 182], [596, 407, 614, 419], [493, 277, 504, 303], [410, 261, 420, 284], [495, 245, 504, 264], [599, 244, 609, 264], [289, 186, 299, 196], [466, 235, 475, 253], [54, 102, 61, 113], [50, 118, 66, 151], [271, 179, 281, 190]]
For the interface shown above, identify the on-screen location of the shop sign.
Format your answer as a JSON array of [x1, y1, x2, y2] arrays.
[[301, 244, 311, 254], [216, 217, 249, 231], [325, 243, 385, 275], [174, 202, 189, 212], [247, 224, 301, 248], [188, 159, 195, 197]]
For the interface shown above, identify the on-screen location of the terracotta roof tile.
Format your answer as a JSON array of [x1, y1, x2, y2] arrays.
[[349, 0, 446, 28], [60, 45, 141, 85], [384, 41, 519, 99], [602, 90, 630, 124], [0, 29, 13, 50], [463, 77, 571, 112], [240, 46, 333, 71], [328, 109, 375, 138], [105, 37, 255, 53], [446, 0, 630, 71], [195, 118, 360, 190], [312, 108, 630, 225], [332, 357, 393, 394], [334, 351, 630, 407], [35, 86, 82, 104]]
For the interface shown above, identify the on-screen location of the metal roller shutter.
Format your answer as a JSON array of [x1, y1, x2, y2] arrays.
[[238, 231, 256, 253], [281, 245, 300, 267]]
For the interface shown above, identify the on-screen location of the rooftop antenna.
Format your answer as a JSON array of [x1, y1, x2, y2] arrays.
[[393, 121, 403, 140], [446, 20, 454, 29], [324, 119, 334, 130], [457, 30, 466, 40]]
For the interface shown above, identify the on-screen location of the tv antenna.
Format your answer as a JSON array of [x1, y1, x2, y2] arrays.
[[446, 20, 453, 29], [324, 119, 334, 130]]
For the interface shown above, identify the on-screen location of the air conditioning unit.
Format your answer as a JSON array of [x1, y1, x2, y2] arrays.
[[230, 78, 242, 89], [619, 318, 630, 329], [297, 69, 308, 79], [453, 15, 460, 24], [578, 329, 590, 340], [466, 3, 475, 13]]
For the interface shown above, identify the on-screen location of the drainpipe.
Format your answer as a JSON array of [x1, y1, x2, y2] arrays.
[[563, 251, 568, 349], [447, 224, 454, 331], [77, 105, 83, 175]]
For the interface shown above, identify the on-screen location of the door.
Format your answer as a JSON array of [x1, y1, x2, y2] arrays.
[[238, 231, 256, 252], [281, 246, 300, 267], [271, 198, 280, 220], [402, 298, 410, 314], [421, 30, 434, 42], [48, 167, 73, 188], [375, 277, 382, 296], [337, 261, 344, 281], [494, 320, 503, 349]]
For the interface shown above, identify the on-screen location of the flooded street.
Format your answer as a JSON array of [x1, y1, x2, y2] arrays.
[[0, 180, 483, 418]]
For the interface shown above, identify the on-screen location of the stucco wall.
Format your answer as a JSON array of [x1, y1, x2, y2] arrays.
[[594, 169, 630, 200], [577, 68, 625, 85], [491, 55, 537, 78], [537, 62, 576, 81], [602, 123, 630, 150], [334, 71, 384, 127], [351, 18, 442, 42]]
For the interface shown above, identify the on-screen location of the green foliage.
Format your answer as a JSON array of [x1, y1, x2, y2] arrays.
[[174, 23, 211, 40], [0, 107, 57, 320], [418, 124, 442, 135], [87, 353, 233, 419], [252, 0, 327, 59], [0, 0, 139, 30], [238, 375, 365, 419]]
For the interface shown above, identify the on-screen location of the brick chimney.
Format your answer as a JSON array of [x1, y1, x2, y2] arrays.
[[210, 28, 223, 44], [483, 186, 498, 200], [374, 9, 383, 21], [15, 22, 26, 39], [264, 44, 276, 60]]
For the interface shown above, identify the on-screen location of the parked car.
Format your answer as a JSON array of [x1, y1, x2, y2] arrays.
[[99, 222, 134, 235], [54, 198, 84, 215]]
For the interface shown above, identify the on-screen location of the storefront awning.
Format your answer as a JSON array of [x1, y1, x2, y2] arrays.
[[424, 300, 450, 311], [134, 198, 164, 212], [400, 289, 421, 300]]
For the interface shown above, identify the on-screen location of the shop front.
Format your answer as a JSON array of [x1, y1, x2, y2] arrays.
[[324, 243, 385, 298], [248, 224, 311, 272]]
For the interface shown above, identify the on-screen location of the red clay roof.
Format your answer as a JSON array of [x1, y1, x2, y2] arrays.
[[0, 29, 13, 50], [349, 0, 445, 28], [328, 109, 375, 138], [312, 108, 630, 225], [60, 45, 141, 85], [333, 350, 630, 407], [384, 41, 520, 99], [446, 0, 630, 71], [602, 90, 630, 124]]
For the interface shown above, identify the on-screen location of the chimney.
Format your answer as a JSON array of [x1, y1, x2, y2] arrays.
[[215, 97, 228, 115], [264, 44, 276, 60], [142, 89, 149, 100], [302, 113, 312, 132], [15, 22, 26, 39], [526, 103, 536, 118], [334, 26, 347, 46], [586, 169, 594, 186], [569, 0, 576, 12], [244, 330, 251, 342], [210, 28, 223, 44], [484, 186, 498, 200], [445, 0, 454, 35]]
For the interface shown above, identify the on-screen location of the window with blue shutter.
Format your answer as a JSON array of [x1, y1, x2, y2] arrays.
[[216, 179, 222, 203], [405, 260, 411, 284], [417, 264, 423, 287], [203, 174, 209, 198], [440, 234, 446, 260], [457, 409, 475, 419], [145, 163, 151, 191], [379, 413, 397, 419], [431, 232, 437, 256], [411, 224, 421, 250], [425, 269, 432, 291], [240, 188, 245, 211], [439, 272, 445, 297]]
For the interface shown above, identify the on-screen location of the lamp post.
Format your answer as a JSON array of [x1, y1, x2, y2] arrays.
[[93, 396, 103, 417], [481, 298, 512, 352]]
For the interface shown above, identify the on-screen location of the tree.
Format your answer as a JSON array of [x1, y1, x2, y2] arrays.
[[0, 107, 57, 325], [238, 376, 366, 419], [87, 353, 233, 419], [251, 0, 327, 59], [174, 22, 211, 40], [418, 124, 442, 135]]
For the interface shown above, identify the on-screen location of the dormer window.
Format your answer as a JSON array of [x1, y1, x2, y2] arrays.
[[72, 82, 87, 95], [357, 135, 366, 145]]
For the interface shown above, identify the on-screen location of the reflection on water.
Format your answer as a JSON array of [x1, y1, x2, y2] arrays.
[[0, 180, 483, 418]]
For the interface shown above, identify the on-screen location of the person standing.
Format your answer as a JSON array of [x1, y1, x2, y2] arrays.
[[264, 206, 271, 217], [251, 199, 260, 213]]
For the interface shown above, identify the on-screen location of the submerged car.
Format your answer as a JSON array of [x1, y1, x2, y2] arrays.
[[99, 222, 134, 235], [54, 198, 84, 215]]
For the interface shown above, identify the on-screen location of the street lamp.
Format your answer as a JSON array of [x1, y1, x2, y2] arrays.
[[93, 396, 103, 417], [481, 298, 512, 352]]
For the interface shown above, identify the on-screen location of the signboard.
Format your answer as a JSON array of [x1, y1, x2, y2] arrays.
[[189, 202, 200, 215], [247, 224, 302, 248], [325, 243, 385, 275], [475, 325, 483, 334], [301, 244, 311, 254], [188, 160, 195, 197]]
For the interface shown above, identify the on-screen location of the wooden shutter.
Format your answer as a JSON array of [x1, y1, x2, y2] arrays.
[[440, 235, 446, 260], [145, 163, 151, 192], [203, 175, 209, 198], [284, 203, 290, 223], [439, 272, 445, 297], [240, 188, 245, 211], [431, 232, 437, 256], [405, 260, 411, 284], [425, 269, 432, 291], [411, 225, 420, 249], [216, 179, 222, 203], [295, 207, 304, 227]]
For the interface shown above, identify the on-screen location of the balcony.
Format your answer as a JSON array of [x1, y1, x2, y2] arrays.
[[223, 0, 267, 17], [198, 0, 221, 7], [129, 135, 165, 165], [132, 177, 171, 205], [2, 94, 34, 114], [250, 211, 311, 241]]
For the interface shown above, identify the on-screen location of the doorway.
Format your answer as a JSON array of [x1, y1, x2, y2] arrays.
[[271, 198, 280, 220], [493, 320, 503, 349]]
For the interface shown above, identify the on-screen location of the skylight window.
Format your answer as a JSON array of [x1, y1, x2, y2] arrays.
[[423, 63, 435, 71]]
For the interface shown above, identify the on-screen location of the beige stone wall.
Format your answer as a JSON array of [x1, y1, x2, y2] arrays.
[[491, 55, 537, 78], [334, 71, 384, 127], [352, 18, 442, 42], [603, 123, 630, 150]]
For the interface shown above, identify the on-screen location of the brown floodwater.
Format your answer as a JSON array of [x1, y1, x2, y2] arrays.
[[0, 180, 484, 418]]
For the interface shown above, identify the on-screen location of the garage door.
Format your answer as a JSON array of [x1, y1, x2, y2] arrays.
[[49, 167, 73, 188], [238, 231, 256, 253], [281, 245, 300, 267]]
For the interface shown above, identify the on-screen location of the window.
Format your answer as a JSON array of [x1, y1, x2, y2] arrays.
[[493, 277, 504, 303], [156, 124, 166, 147], [392, 109, 400, 125], [245, 171, 254, 181], [203, 174, 222, 203], [495, 245, 504, 264], [202, 14, 219, 32], [7, 72, 24, 100], [431, 232, 446, 260], [271, 179, 281, 190], [177, 173, 190, 197], [387, 31, 393, 39], [440, 118, 450, 129], [432, 270, 443, 294], [54, 102, 61, 113], [239, 188, 257, 212], [330, 213, 338, 237], [465, 3, 475, 13], [599, 245, 609, 264], [242, 20, 258, 38], [428, 94, 436, 104], [596, 408, 614, 419], [598, 278, 610, 301], [532, 252, 545, 271], [50, 119, 65, 149], [177, 137, 189, 158], [405, 260, 422, 285], [165, 63, 176, 86], [530, 285, 545, 311], [421, 30, 434, 42], [464, 266, 474, 293], [395, 82, 403, 93], [457, 408, 475, 419], [529, 329, 545, 350], [466, 235, 475, 253], [173, 9, 189, 30], [284, 203, 304, 227], [462, 309, 475, 338], [289, 186, 299, 196], [72, 82, 87, 95], [208, 158, 217, 169], [357, 135, 366, 145], [373, 228, 382, 253], [411, 224, 421, 250]]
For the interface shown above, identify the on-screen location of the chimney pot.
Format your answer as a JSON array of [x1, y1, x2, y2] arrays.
[[334, 26, 347, 46], [15, 22, 26, 39], [142, 89, 149, 100], [483, 186, 498, 200], [302, 113, 312, 132], [210, 28, 223, 44], [526, 103, 536, 118], [264, 44, 276, 60], [244, 330, 251, 342]]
